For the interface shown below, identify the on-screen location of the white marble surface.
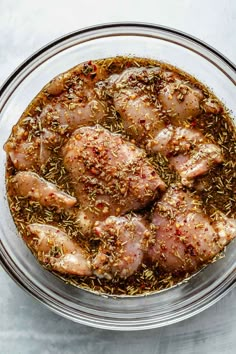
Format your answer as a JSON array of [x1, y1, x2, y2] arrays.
[[0, 0, 235, 353]]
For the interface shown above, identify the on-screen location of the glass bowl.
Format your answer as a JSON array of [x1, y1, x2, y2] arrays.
[[0, 23, 235, 331]]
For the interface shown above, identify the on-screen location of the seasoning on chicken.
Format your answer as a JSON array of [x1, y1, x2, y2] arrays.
[[107, 67, 165, 143], [158, 82, 203, 122], [107, 67, 204, 142], [148, 126, 204, 154], [147, 186, 236, 273], [27, 224, 92, 276], [148, 125, 223, 186], [4, 127, 59, 170], [169, 143, 223, 186], [11, 171, 77, 210], [92, 215, 150, 279], [63, 125, 166, 231], [41, 62, 108, 132], [113, 90, 165, 143], [4, 62, 108, 171], [40, 92, 107, 132]]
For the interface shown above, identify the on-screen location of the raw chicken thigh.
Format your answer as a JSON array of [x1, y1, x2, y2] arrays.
[[108, 67, 223, 185], [25, 183, 236, 280], [147, 186, 236, 273], [109, 66, 203, 134], [4, 126, 59, 170], [4, 65, 107, 171], [40, 90, 106, 132], [41, 63, 108, 132], [158, 81, 203, 122], [63, 125, 166, 231], [27, 224, 92, 276], [11, 171, 77, 210], [169, 144, 223, 187], [114, 90, 165, 143], [92, 215, 150, 279], [108, 67, 165, 143], [148, 125, 223, 186]]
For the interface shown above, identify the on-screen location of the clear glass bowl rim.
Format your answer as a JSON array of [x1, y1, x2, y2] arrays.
[[0, 22, 235, 331]]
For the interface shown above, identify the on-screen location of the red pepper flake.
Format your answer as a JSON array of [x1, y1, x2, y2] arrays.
[[176, 229, 182, 236], [90, 167, 99, 175], [186, 244, 196, 256], [92, 147, 100, 155], [166, 152, 173, 158], [191, 120, 197, 127], [96, 202, 104, 209], [140, 119, 146, 124], [94, 228, 100, 236]]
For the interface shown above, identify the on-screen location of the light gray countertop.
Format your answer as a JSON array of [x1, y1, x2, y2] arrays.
[[0, 1, 235, 353]]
